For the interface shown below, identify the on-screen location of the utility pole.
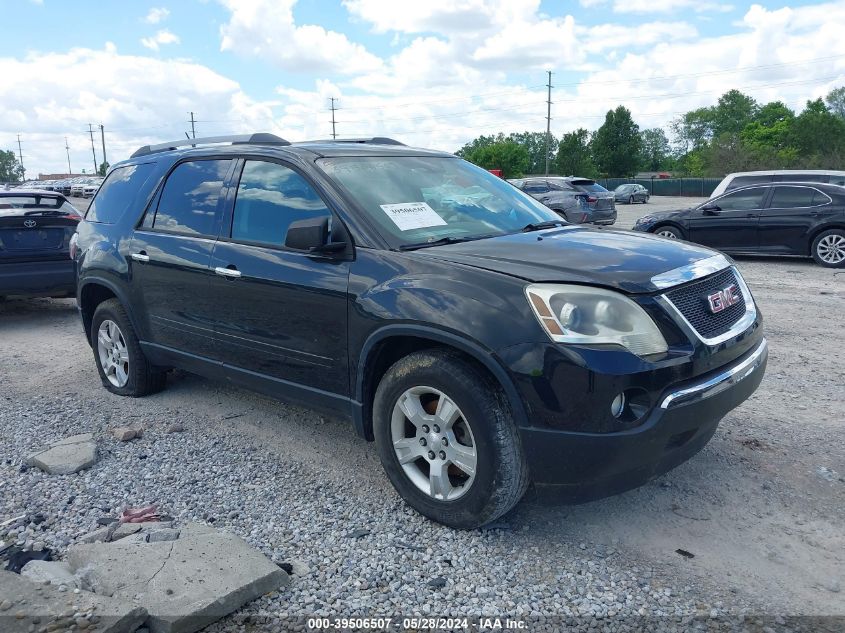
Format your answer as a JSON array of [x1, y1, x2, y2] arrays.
[[188, 111, 196, 139], [329, 98, 338, 139], [545, 70, 553, 176], [87, 124, 98, 174], [16, 134, 25, 179], [99, 124, 107, 174], [65, 137, 72, 175]]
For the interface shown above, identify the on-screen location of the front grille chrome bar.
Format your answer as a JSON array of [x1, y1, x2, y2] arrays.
[[650, 254, 732, 290]]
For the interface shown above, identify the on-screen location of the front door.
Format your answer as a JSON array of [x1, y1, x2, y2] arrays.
[[687, 186, 768, 250], [129, 158, 233, 359], [209, 159, 350, 404]]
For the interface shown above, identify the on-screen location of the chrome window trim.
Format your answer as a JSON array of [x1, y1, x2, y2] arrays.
[[660, 338, 768, 409], [768, 185, 831, 209], [656, 265, 757, 347], [650, 254, 731, 290]]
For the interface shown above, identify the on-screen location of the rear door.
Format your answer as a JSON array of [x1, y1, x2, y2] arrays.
[[687, 186, 768, 250], [759, 185, 835, 254], [129, 158, 233, 359], [209, 158, 350, 402]]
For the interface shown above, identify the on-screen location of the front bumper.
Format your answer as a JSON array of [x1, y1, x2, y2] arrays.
[[517, 337, 767, 494], [0, 259, 76, 297]]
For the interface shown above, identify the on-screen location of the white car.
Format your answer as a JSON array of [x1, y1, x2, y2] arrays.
[[82, 179, 102, 198], [711, 170, 845, 198]]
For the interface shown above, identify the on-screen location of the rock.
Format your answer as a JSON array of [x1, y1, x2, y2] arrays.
[[348, 528, 370, 539], [144, 528, 180, 543], [26, 434, 97, 475], [0, 570, 147, 633], [80, 522, 143, 544], [20, 561, 80, 589], [66, 522, 289, 633], [111, 427, 140, 442], [427, 577, 447, 589], [165, 424, 185, 434]]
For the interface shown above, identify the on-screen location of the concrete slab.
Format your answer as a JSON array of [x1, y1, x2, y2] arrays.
[[66, 522, 289, 633], [20, 560, 80, 589], [0, 570, 147, 633], [27, 433, 97, 474]]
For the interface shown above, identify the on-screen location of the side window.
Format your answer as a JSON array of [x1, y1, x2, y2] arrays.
[[87, 163, 155, 224], [524, 181, 550, 194], [769, 186, 816, 208], [152, 160, 231, 236], [727, 175, 771, 190], [773, 173, 825, 183], [812, 190, 832, 206], [715, 187, 766, 211], [230, 161, 332, 248]]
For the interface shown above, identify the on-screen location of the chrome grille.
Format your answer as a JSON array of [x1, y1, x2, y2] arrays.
[[664, 268, 746, 339]]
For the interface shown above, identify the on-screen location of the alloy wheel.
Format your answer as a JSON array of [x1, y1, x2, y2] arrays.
[[817, 234, 845, 264], [390, 386, 477, 501], [656, 229, 678, 239], [97, 320, 130, 387]]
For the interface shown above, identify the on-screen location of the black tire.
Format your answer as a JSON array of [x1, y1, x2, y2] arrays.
[[811, 229, 845, 268], [653, 225, 684, 240], [644, 196, 649, 204], [91, 299, 166, 396], [373, 349, 529, 529], [628, 196, 634, 204]]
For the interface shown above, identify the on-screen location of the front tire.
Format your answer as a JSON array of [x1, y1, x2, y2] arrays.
[[654, 225, 683, 240], [91, 299, 166, 396], [811, 229, 845, 268], [373, 349, 529, 529]]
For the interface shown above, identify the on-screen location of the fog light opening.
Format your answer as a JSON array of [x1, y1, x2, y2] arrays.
[[610, 392, 626, 418]]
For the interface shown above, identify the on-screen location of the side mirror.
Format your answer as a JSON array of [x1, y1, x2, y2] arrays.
[[701, 204, 721, 215], [284, 216, 346, 254]]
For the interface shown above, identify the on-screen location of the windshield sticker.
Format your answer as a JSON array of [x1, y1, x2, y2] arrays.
[[380, 202, 448, 231]]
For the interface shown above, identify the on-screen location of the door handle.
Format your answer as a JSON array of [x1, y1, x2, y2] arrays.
[[130, 252, 150, 263], [215, 266, 242, 279]]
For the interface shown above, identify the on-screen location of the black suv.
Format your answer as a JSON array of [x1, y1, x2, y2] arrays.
[[74, 134, 767, 528]]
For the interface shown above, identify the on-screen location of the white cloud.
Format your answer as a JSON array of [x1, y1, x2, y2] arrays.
[[140, 29, 180, 51], [218, 0, 383, 75], [579, 0, 733, 12], [144, 7, 170, 24]]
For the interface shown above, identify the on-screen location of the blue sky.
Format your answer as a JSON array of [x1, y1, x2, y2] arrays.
[[2, 0, 844, 175]]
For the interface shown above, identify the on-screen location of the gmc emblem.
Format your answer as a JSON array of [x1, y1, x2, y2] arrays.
[[707, 284, 741, 314]]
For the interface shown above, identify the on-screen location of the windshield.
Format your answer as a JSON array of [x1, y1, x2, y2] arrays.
[[318, 156, 561, 247]]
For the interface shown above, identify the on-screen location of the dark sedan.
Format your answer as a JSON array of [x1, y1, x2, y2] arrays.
[[632, 182, 845, 268], [509, 176, 616, 225], [614, 183, 649, 204], [0, 190, 81, 298]]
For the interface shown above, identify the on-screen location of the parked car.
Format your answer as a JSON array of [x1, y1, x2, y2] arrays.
[[70, 178, 89, 197], [562, 177, 617, 223], [0, 189, 81, 299], [613, 183, 649, 204], [74, 134, 767, 528], [710, 169, 845, 198], [82, 179, 102, 198], [508, 177, 591, 223], [632, 182, 845, 267], [53, 179, 73, 196]]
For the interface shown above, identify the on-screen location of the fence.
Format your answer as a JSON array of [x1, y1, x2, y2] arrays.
[[600, 177, 722, 198]]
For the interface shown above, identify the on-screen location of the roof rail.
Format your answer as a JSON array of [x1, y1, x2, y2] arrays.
[[130, 133, 290, 158], [304, 137, 406, 146]]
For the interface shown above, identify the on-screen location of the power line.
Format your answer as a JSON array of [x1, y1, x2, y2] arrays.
[[329, 98, 338, 140]]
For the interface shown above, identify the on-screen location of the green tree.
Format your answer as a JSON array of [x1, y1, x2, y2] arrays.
[[712, 89, 759, 137], [461, 140, 530, 178], [455, 134, 499, 159], [0, 150, 25, 182], [98, 162, 110, 176], [506, 131, 555, 174], [670, 107, 714, 153], [555, 129, 595, 177], [826, 86, 845, 119], [790, 98, 845, 160], [638, 128, 671, 171], [591, 106, 641, 177]]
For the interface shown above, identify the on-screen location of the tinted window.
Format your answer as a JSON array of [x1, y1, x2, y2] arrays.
[[230, 161, 331, 248], [523, 181, 550, 194], [714, 187, 766, 210], [769, 186, 816, 208], [828, 175, 845, 186], [153, 160, 231, 236], [87, 163, 155, 224], [772, 173, 825, 183], [727, 175, 772, 190], [570, 180, 608, 193], [812, 190, 832, 205]]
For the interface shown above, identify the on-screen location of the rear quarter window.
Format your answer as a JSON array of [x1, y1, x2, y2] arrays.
[[86, 163, 156, 224]]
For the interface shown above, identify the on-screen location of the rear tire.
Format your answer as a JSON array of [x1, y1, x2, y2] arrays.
[[811, 229, 845, 268], [373, 349, 529, 529], [654, 225, 683, 240], [91, 299, 166, 396]]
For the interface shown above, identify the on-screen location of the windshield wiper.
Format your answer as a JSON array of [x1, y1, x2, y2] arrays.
[[521, 220, 565, 232], [398, 236, 475, 251]]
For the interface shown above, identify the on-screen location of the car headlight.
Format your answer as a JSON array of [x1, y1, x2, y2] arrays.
[[636, 215, 655, 224], [525, 283, 668, 356]]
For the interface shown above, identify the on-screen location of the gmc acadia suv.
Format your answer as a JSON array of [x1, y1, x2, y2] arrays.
[[73, 134, 768, 528]]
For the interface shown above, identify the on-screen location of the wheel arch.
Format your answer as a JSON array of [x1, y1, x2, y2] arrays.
[[354, 325, 529, 442], [651, 221, 686, 237], [79, 277, 136, 346]]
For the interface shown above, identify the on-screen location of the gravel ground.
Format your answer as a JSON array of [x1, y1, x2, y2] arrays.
[[0, 196, 843, 632]]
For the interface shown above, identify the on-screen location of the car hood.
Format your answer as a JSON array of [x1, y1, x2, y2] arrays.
[[416, 226, 720, 294]]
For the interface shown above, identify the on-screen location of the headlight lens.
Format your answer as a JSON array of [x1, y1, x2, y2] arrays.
[[525, 283, 668, 356], [637, 215, 655, 224]]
